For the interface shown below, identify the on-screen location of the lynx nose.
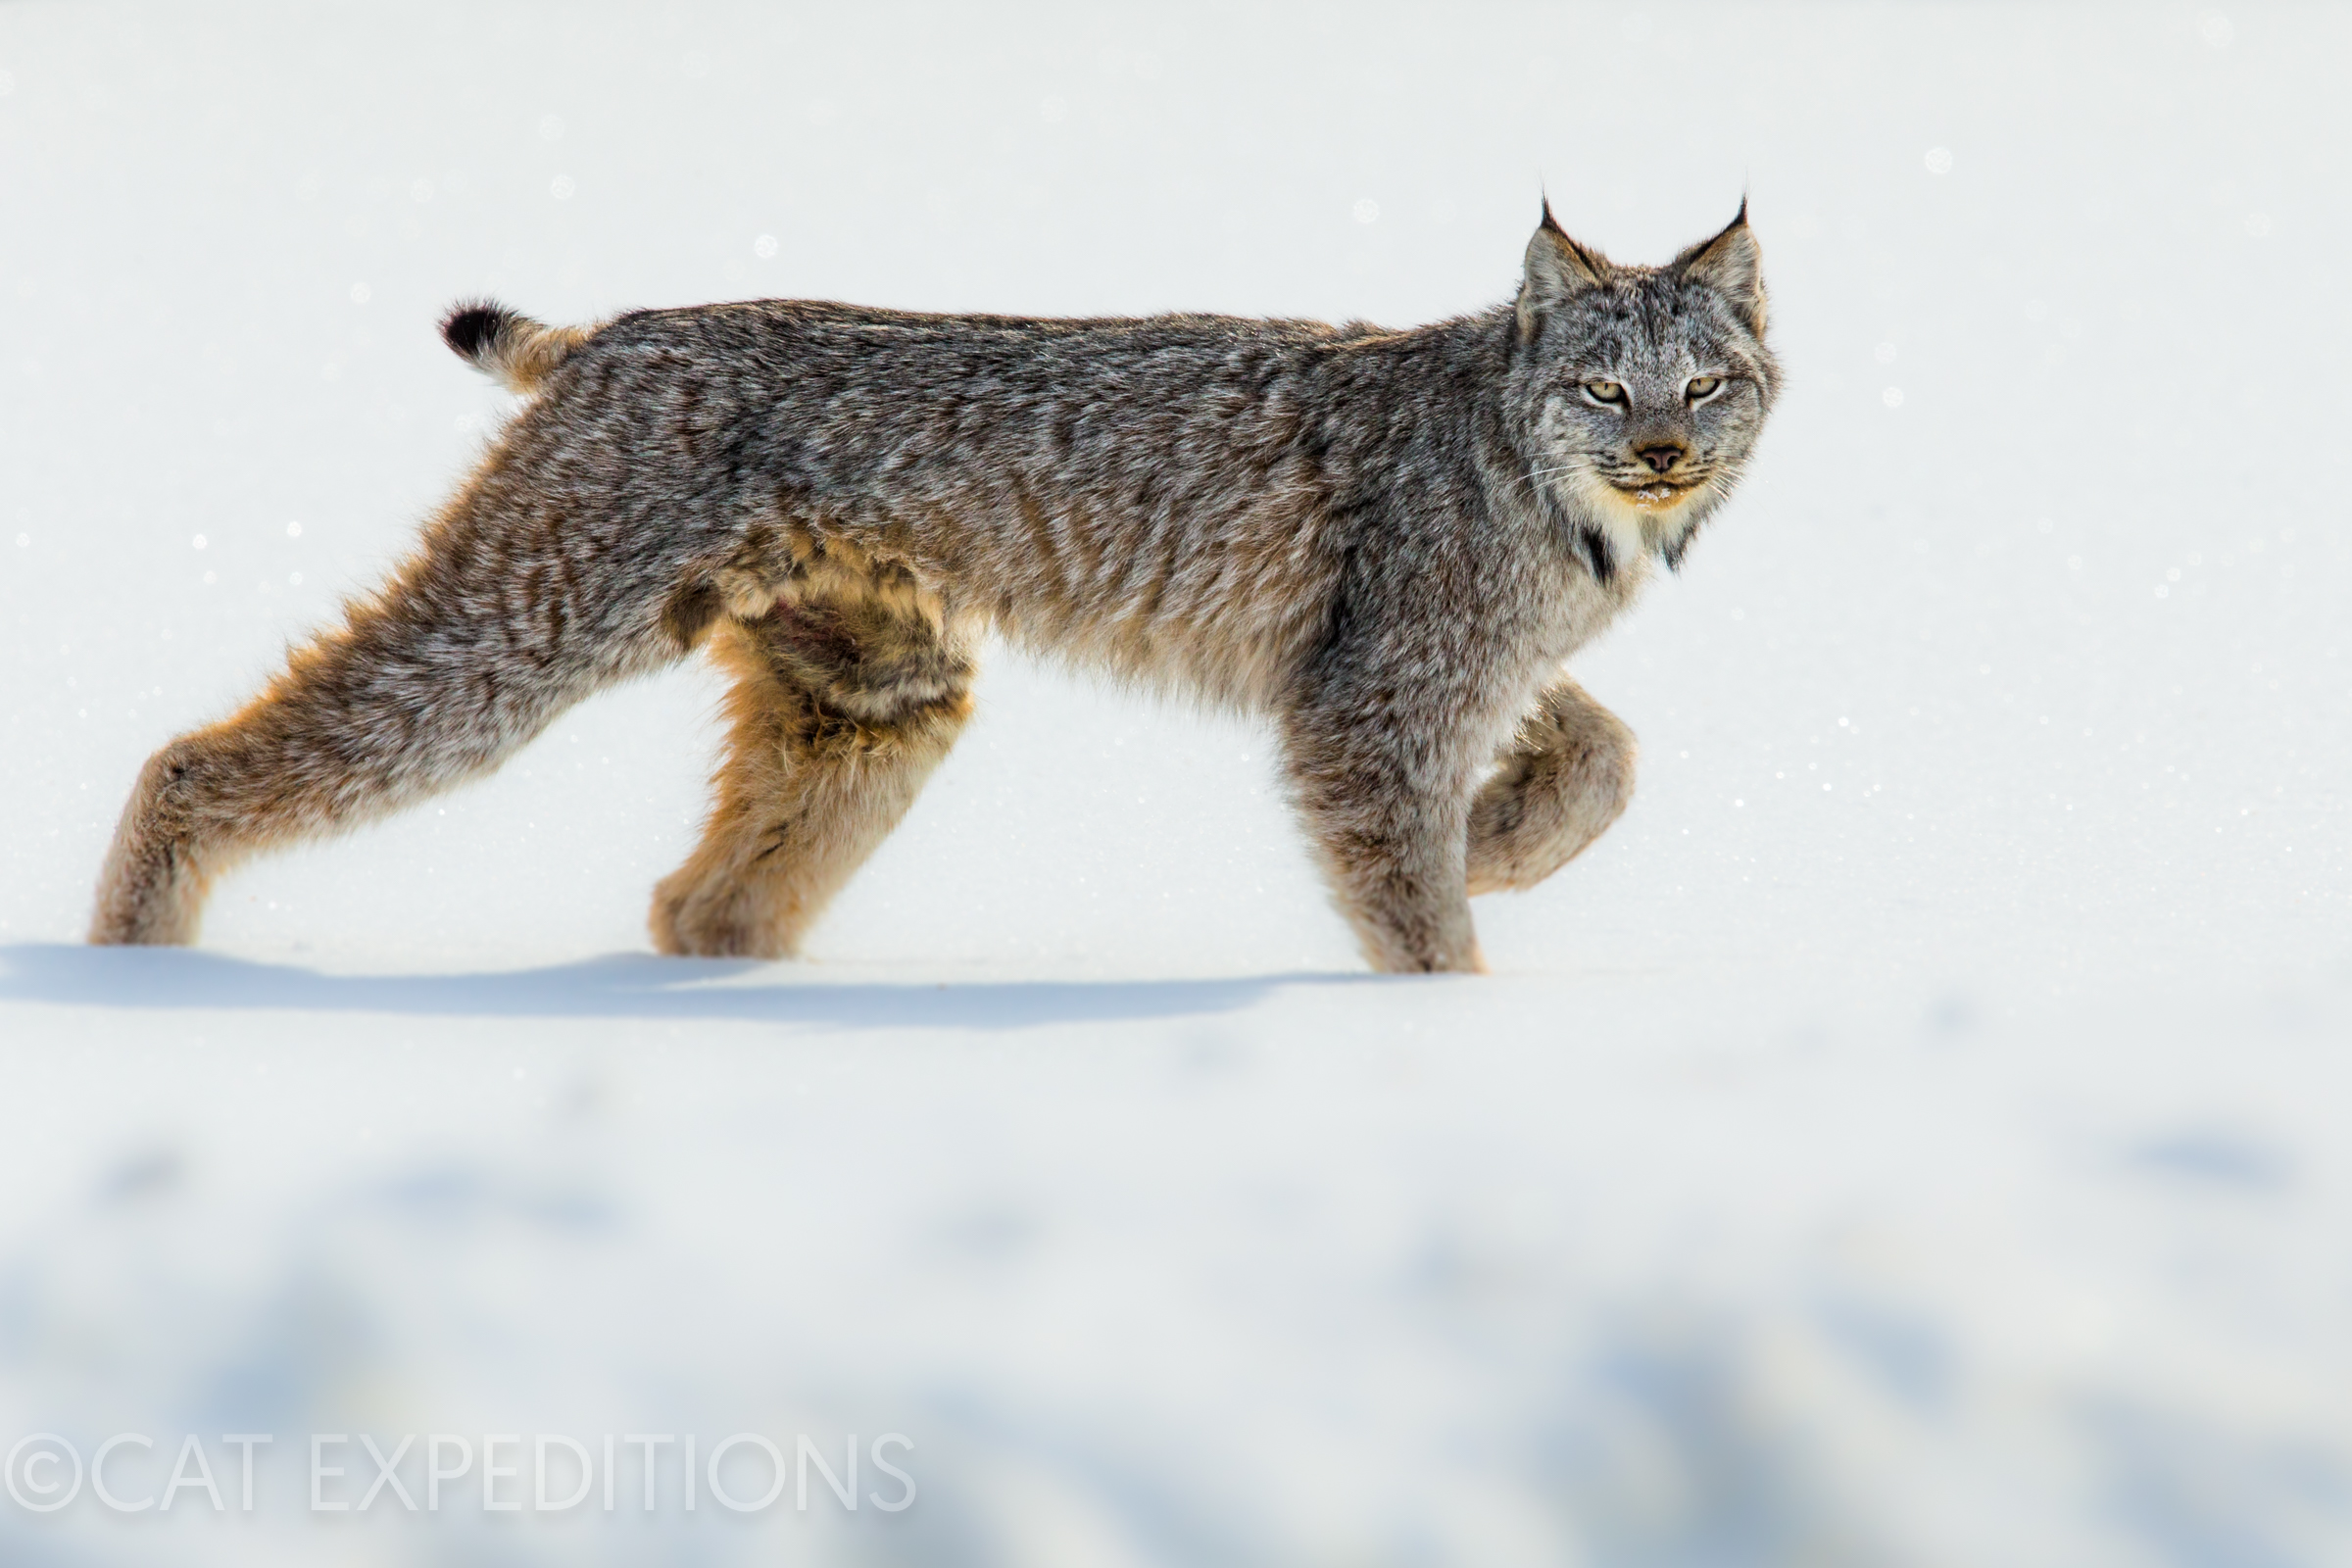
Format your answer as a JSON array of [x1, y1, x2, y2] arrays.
[[1637, 445, 1686, 474]]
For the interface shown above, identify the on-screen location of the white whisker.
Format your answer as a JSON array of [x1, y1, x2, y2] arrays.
[[1507, 463, 1587, 496]]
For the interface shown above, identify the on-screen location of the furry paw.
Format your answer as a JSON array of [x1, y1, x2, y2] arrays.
[[648, 873, 796, 959]]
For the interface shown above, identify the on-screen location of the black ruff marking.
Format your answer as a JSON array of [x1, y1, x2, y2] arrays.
[[1577, 523, 1617, 584]]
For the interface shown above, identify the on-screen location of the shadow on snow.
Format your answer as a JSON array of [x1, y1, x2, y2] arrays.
[[0, 944, 1356, 1031]]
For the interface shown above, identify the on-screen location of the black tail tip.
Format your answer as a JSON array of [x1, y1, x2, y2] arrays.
[[439, 300, 513, 361]]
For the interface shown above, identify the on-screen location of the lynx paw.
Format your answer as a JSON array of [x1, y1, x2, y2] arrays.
[[648, 875, 796, 959]]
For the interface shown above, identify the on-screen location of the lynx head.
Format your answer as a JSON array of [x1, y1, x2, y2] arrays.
[[1509, 199, 1779, 574]]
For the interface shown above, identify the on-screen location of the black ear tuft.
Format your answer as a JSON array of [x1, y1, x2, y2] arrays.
[[439, 299, 514, 362], [1672, 206, 1766, 338], [1519, 198, 1611, 339]]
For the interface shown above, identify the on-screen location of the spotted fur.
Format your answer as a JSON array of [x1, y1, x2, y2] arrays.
[[90, 205, 1777, 972]]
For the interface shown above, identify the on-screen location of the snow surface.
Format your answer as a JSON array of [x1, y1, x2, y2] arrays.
[[3, 3, 2350, 1563]]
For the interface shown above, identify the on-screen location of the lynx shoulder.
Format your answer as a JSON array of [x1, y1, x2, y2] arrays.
[[90, 203, 1776, 973]]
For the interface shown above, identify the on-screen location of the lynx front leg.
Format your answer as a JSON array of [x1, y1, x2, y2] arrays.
[[1465, 676, 1636, 896], [651, 592, 975, 959], [1281, 705, 1487, 976]]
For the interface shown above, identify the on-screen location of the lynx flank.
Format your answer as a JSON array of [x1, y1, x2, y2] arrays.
[[91, 204, 1776, 974]]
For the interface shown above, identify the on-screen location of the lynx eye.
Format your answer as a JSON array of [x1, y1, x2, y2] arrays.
[[1687, 375, 1724, 400], [1581, 380, 1625, 405]]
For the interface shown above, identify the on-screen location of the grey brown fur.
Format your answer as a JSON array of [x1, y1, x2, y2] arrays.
[[91, 204, 1777, 973]]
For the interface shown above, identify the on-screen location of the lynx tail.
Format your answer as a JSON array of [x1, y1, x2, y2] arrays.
[[438, 300, 588, 394]]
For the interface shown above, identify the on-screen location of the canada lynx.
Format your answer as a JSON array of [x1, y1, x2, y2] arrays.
[[91, 203, 1776, 973]]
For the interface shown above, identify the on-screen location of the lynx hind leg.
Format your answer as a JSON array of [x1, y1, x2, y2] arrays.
[[1465, 676, 1636, 897], [651, 573, 976, 960], [90, 468, 679, 947]]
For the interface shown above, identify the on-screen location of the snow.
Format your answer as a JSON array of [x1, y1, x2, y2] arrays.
[[3, 3, 2349, 1562]]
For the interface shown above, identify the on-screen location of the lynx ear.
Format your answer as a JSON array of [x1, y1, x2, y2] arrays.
[[1674, 200, 1767, 338], [1518, 199, 1610, 339]]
